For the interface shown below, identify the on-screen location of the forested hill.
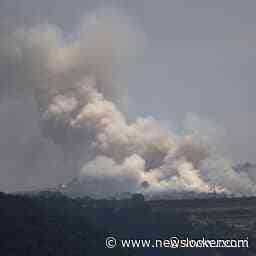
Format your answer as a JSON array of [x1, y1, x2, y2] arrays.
[[0, 191, 255, 256], [0, 192, 127, 256]]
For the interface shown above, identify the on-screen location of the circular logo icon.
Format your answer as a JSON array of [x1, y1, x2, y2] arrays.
[[105, 236, 117, 249]]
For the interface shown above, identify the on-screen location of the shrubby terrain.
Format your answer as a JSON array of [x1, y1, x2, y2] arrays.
[[0, 191, 255, 255]]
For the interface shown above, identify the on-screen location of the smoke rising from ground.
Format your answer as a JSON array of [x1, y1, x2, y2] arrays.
[[0, 10, 255, 196]]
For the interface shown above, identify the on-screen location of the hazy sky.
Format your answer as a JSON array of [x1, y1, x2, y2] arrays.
[[0, 0, 255, 165]]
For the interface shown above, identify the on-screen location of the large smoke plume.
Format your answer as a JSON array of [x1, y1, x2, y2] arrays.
[[0, 10, 255, 196]]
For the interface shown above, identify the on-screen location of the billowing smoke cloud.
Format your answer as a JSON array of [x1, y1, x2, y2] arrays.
[[0, 10, 255, 196]]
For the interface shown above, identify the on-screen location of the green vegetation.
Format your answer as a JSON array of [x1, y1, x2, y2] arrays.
[[0, 191, 255, 255]]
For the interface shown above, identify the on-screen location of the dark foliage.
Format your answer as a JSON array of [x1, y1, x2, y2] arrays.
[[0, 191, 255, 256]]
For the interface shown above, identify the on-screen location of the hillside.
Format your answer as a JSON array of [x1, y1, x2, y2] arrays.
[[0, 191, 256, 255]]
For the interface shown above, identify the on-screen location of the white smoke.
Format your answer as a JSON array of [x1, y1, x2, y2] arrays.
[[0, 10, 255, 196]]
